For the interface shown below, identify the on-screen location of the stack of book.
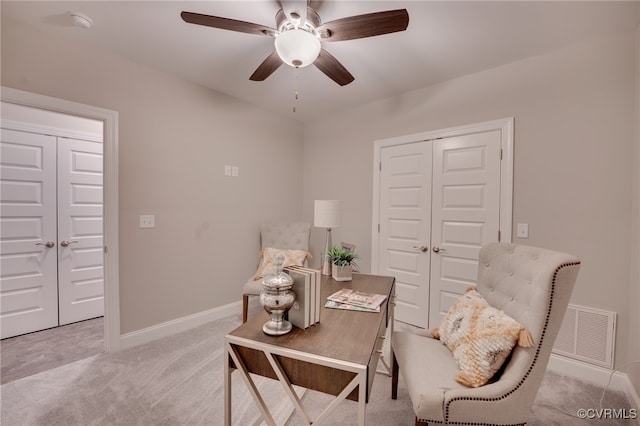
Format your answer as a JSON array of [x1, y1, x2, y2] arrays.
[[284, 266, 322, 329], [325, 288, 387, 313]]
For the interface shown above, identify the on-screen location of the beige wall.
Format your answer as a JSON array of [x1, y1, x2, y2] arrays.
[[302, 32, 637, 372], [1, 17, 304, 333], [629, 19, 640, 394]]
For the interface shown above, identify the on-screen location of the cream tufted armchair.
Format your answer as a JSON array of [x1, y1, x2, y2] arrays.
[[241, 222, 311, 323], [391, 242, 581, 425]]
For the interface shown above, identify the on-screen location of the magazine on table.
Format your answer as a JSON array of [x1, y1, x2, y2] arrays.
[[324, 299, 381, 313], [326, 288, 387, 311]]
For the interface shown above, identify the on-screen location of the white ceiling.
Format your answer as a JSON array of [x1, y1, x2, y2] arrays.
[[2, 1, 638, 122]]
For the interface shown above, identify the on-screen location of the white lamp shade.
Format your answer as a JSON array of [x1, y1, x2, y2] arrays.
[[275, 29, 321, 68], [314, 200, 343, 228]]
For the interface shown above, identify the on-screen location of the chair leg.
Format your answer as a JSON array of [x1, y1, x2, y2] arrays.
[[391, 347, 399, 399], [393, 353, 427, 426], [242, 295, 249, 323]]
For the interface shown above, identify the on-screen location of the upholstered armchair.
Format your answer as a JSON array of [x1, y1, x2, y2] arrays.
[[391, 242, 581, 425], [241, 222, 311, 323]]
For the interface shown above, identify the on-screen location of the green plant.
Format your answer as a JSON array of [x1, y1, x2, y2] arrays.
[[325, 246, 359, 268]]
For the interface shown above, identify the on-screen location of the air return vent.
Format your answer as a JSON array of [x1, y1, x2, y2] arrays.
[[552, 304, 616, 369]]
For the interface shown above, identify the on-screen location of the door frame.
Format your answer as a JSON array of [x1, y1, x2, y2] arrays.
[[371, 117, 514, 274], [1, 86, 120, 352]]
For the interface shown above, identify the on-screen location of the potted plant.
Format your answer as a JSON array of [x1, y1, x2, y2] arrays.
[[326, 246, 359, 282]]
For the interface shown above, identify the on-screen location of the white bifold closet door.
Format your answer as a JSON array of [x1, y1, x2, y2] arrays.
[[377, 130, 501, 329], [57, 136, 104, 326], [0, 128, 103, 339], [0, 129, 58, 338]]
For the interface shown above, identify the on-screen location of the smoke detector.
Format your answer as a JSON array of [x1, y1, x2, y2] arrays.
[[69, 12, 93, 29]]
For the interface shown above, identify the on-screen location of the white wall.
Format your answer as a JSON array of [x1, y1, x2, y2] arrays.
[[1, 16, 304, 334], [628, 17, 640, 396], [302, 32, 637, 375]]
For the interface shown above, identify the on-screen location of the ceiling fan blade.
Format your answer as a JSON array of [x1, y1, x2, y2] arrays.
[[317, 9, 409, 42], [181, 11, 275, 36], [249, 51, 284, 81], [314, 49, 354, 86], [280, 0, 307, 25]]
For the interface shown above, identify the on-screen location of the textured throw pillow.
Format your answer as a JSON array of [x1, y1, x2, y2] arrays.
[[435, 287, 533, 388], [253, 247, 312, 280]]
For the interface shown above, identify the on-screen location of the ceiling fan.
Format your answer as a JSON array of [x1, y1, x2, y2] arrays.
[[180, 2, 409, 86]]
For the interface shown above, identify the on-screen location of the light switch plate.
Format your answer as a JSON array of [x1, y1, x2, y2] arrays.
[[139, 214, 155, 228], [517, 223, 529, 238]]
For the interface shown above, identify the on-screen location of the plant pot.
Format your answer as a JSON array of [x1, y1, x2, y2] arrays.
[[332, 264, 352, 282]]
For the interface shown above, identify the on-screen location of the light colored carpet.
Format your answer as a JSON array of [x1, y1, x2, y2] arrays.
[[1, 317, 104, 384], [286, 369, 637, 425], [1, 312, 636, 425], [1, 315, 298, 425]]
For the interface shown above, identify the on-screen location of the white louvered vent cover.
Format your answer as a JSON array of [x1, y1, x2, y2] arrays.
[[552, 304, 616, 369]]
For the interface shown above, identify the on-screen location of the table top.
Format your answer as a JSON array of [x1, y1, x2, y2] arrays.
[[227, 273, 395, 366]]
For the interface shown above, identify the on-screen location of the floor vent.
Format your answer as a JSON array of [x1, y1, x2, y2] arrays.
[[552, 304, 616, 369]]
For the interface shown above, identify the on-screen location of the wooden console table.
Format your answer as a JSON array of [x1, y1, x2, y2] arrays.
[[224, 273, 395, 425]]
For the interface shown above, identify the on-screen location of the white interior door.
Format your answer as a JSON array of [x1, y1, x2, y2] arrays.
[[428, 131, 502, 327], [378, 142, 432, 326], [57, 137, 104, 325], [0, 128, 59, 338]]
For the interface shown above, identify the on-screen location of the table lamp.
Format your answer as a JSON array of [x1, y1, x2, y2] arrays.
[[314, 200, 343, 275]]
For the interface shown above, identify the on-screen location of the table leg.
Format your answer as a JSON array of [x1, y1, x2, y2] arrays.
[[225, 341, 277, 426], [358, 372, 366, 426], [224, 351, 231, 426]]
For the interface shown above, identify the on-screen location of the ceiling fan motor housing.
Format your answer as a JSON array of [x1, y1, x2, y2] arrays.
[[275, 8, 321, 30]]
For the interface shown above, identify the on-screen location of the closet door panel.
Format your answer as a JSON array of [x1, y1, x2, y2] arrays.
[[378, 142, 432, 327], [428, 130, 502, 328], [0, 129, 58, 338], [57, 137, 104, 325]]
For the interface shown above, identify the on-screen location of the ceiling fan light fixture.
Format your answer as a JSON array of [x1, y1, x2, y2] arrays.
[[275, 29, 321, 68]]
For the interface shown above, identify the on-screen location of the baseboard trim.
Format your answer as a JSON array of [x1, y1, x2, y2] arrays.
[[548, 354, 640, 411], [118, 301, 240, 350]]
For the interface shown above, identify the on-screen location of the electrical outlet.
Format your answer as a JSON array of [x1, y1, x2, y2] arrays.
[[139, 215, 155, 229], [232, 166, 239, 177], [224, 165, 232, 176], [517, 223, 529, 238]]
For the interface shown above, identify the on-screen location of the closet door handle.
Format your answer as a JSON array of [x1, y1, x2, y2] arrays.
[[60, 240, 79, 247], [432, 246, 446, 253], [36, 241, 55, 248]]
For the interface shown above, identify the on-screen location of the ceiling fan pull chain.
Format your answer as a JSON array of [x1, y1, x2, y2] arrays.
[[293, 67, 299, 113]]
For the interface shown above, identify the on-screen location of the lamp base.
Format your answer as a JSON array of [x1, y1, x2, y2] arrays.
[[321, 228, 332, 276]]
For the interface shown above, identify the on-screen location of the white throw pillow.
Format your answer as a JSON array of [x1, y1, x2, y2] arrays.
[[253, 247, 311, 280], [436, 288, 533, 387]]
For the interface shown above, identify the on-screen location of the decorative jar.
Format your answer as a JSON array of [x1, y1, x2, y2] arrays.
[[260, 253, 295, 335]]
